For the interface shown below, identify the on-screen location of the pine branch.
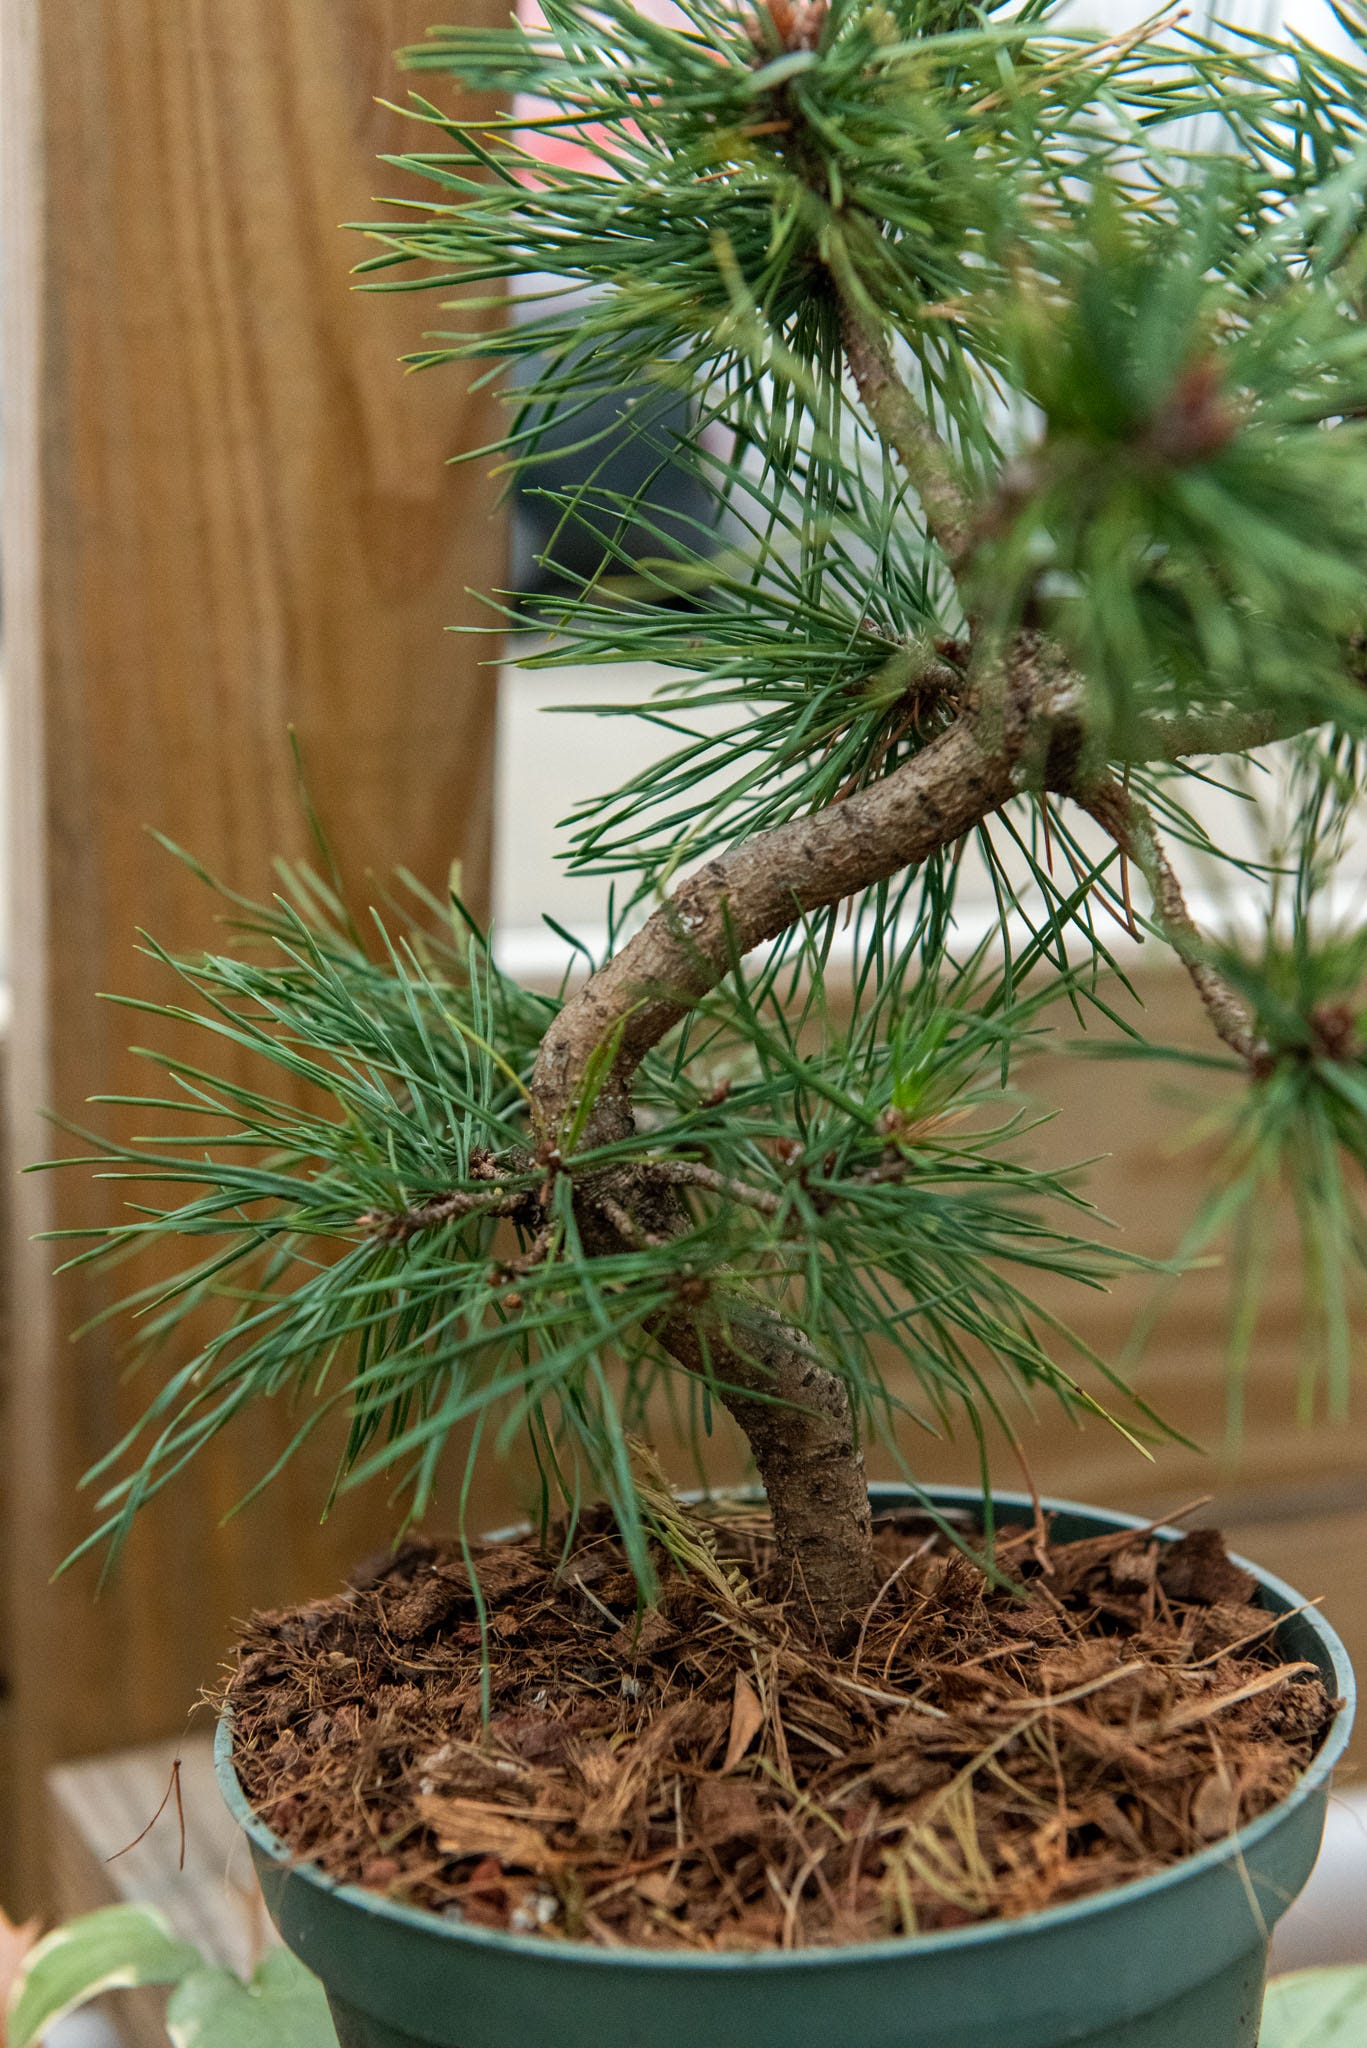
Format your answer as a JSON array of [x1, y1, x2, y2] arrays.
[[833, 277, 973, 574], [1077, 779, 1262, 1068], [358, 1185, 537, 1244], [530, 666, 1319, 1161], [1115, 706, 1299, 764], [531, 714, 1012, 1152], [653, 1161, 784, 1218]]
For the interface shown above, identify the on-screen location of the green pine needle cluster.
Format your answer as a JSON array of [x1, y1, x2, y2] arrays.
[[978, 191, 1367, 745], [53, 0, 1367, 1569], [52, 856, 1158, 1574]]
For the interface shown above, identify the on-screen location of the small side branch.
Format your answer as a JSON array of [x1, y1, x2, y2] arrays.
[[1078, 779, 1262, 1067], [833, 281, 972, 573], [657, 1152, 922, 1216], [359, 1184, 536, 1244], [653, 1160, 784, 1217], [1115, 704, 1303, 765]]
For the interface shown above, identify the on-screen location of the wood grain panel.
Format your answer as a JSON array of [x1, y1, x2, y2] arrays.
[[0, 0, 505, 1910], [892, 966, 1367, 1520]]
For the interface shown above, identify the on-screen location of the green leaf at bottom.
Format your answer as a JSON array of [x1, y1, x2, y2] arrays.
[[7, 1903, 201, 2048], [1263, 1966, 1367, 2046], [166, 1947, 336, 2048]]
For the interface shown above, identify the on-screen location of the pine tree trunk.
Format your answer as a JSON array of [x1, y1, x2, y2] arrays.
[[656, 1302, 878, 1638], [530, 721, 1013, 1638]]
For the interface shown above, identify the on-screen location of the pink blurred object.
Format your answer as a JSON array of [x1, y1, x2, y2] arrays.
[[513, 0, 692, 175]]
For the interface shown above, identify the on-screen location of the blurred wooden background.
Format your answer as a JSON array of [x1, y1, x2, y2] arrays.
[[0, 0, 506, 1908], [0, 0, 1362, 1933]]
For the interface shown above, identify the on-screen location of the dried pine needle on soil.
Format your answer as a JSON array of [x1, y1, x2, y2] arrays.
[[225, 1502, 1335, 1952]]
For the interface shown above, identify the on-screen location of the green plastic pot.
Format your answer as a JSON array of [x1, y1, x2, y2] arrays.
[[215, 1487, 1355, 2048]]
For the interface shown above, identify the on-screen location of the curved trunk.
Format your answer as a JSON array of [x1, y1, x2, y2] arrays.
[[530, 718, 1015, 1633], [532, 717, 1010, 1147], [655, 1304, 878, 1640], [524, 297, 1275, 1632]]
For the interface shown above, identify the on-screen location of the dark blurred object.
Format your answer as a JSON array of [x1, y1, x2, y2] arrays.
[[509, 337, 720, 598]]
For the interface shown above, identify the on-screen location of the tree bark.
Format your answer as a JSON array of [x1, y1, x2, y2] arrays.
[[532, 716, 1012, 1149], [1078, 779, 1262, 1066], [655, 1303, 878, 1639], [529, 714, 1015, 1632]]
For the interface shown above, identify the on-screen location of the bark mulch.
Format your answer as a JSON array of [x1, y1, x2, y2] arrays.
[[225, 1491, 1336, 1952]]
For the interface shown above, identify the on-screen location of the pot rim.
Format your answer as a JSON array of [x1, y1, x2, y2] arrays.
[[216, 1484, 1355, 1973]]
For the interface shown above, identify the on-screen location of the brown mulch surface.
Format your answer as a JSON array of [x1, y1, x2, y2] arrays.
[[225, 1496, 1336, 1952]]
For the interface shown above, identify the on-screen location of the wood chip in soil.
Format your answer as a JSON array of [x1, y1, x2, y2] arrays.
[[223, 1504, 1337, 1952]]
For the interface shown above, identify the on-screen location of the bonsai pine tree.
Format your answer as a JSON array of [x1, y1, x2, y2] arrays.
[[64, 0, 1367, 1643]]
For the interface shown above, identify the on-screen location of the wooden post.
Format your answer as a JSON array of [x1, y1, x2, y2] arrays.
[[1, 0, 506, 1907]]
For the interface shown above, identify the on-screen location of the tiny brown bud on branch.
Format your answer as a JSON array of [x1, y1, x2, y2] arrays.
[[1139, 357, 1240, 468]]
